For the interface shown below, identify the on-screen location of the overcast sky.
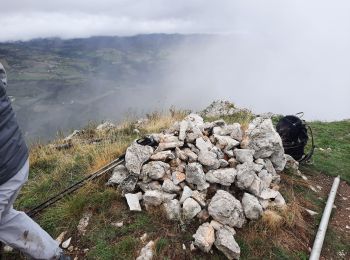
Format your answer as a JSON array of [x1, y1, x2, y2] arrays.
[[2, 0, 350, 125], [1, 0, 350, 41]]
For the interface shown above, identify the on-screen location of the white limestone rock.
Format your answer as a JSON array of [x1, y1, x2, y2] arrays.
[[229, 123, 244, 142], [206, 168, 237, 186], [182, 198, 202, 220], [241, 193, 263, 220], [213, 135, 240, 151], [248, 175, 262, 196], [258, 170, 273, 190], [179, 120, 189, 141], [234, 149, 255, 163], [191, 190, 207, 207], [285, 154, 299, 169], [210, 220, 223, 231], [125, 193, 142, 211], [208, 190, 246, 228], [210, 146, 225, 160], [125, 142, 154, 174], [192, 222, 215, 253], [143, 190, 176, 209], [213, 123, 243, 142], [185, 163, 209, 191], [143, 190, 164, 208], [138, 181, 162, 192], [185, 113, 204, 127], [141, 161, 170, 180], [195, 137, 214, 151], [150, 151, 175, 161], [180, 186, 193, 204], [175, 147, 188, 161], [155, 141, 184, 152], [259, 188, 279, 200], [136, 241, 154, 260], [241, 117, 286, 171], [198, 150, 220, 170], [163, 199, 181, 220], [214, 227, 240, 260], [162, 178, 181, 193], [235, 163, 256, 190], [219, 159, 229, 168], [183, 148, 198, 162], [272, 192, 286, 208], [107, 165, 129, 186]]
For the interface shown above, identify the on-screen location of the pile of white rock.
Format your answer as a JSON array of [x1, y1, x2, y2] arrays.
[[201, 100, 251, 118], [107, 113, 288, 259]]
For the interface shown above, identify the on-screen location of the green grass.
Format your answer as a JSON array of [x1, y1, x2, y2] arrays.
[[323, 227, 350, 258], [304, 120, 350, 182], [155, 238, 169, 255]]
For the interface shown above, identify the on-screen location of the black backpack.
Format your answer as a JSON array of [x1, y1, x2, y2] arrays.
[[276, 113, 315, 162]]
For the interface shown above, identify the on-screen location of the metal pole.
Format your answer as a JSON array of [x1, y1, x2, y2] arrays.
[[309, 176, 340, 260]]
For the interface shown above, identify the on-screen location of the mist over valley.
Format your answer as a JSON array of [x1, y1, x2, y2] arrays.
[[1, 34, 349, 141]]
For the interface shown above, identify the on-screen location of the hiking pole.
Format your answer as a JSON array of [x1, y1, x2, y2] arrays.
[[26, 136, 158, 217]]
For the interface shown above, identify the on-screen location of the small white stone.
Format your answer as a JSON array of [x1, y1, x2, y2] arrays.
[[305, 209, 318, 216], [140, 233, 148, 243], [62, 237, 72, 249], [125, 193, 142, 211], [111, 222, 124, 228]]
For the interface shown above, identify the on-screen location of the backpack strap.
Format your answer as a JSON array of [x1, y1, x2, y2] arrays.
[[299, 123, 315, 163]]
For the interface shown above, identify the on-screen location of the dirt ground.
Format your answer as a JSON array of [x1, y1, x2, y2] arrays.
[[308, 173, 350, 260]]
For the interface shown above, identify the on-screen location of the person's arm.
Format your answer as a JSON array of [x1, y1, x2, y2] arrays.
[[0, 62, 7, 88]]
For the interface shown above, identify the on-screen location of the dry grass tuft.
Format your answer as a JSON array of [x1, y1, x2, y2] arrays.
[[261, 210, 284, 231], [141, 109, 188, 134]]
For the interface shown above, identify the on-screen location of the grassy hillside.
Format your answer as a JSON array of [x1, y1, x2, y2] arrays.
[[305, 120, 350, 182], [4, 110, 350, 259]]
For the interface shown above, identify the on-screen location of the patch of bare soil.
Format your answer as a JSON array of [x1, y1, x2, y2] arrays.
[[308, 173, 350, 260]]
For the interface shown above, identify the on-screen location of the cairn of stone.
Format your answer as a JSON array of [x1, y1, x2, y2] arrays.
[[108, 113, 291, 259]]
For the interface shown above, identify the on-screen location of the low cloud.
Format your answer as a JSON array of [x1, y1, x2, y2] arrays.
[[1, 1, 348, 42]]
